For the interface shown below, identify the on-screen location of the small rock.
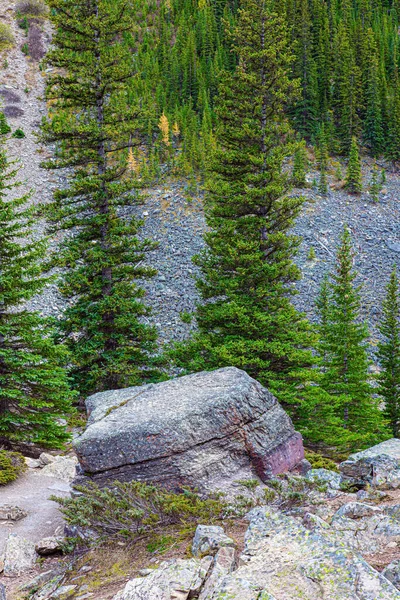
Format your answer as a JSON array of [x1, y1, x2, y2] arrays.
[[305, 468, 341, 490], [383, 560, 400, 590], [35, 536, 64, 556], [0, 584, 5, 600], [192, 525, 235, 558], [335, 502, 383, 520], [303, 512, 330, 530], [25, 456, 42, 469], [39, 452, 56, 466], [0, 505, 27, 521], [3, 534, 37, 577], [49, 585, 77, 599], [19, 569, 64, 592], [41, 456, 78, 482]]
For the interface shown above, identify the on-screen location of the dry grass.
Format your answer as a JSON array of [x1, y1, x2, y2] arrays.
[[15, 0, 49, 18], [0, 23, 14, 51]]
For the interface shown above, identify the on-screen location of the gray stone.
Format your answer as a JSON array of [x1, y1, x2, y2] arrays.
[[0, 583, 5, 600], [113, 557, 213, 600], [31, 575, 65, 600], [199, 547, 237, 600], [335, 502, 383, 519], [303, 512, 330, 530], [3, 534, 37, 577], [340, 438, 400, 489], [305, 468, 341, 490], [0, 505, 27, 521], [198, 506, 400, 599], [41, 456, 78, 482], [49, 586, 77, 599], [74, 368, 304, 492], [25, 457, 42, 469], [192, 525, 235, 558], [383, 560, 400, 590], [35, 536, 64, 556], [19, 569, 65, 592], [39, 452, 56, 466]]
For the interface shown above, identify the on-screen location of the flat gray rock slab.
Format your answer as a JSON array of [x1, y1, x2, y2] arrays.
[[340, 438, 400, 489], [0, 471, 69, 555]]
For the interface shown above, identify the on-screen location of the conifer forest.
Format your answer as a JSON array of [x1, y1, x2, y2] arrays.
[[2, 0, 400, 459]]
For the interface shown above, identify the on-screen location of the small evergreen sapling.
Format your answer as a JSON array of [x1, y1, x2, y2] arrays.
[[377, 268, 400, 437], [369, 163, 381, 202], [345, 137, 362, 194], [291, 143, 308, 187]]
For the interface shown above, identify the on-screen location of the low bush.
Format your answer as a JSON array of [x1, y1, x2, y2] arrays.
[[0, 450, 27, 485], [12, 128, 25, 138], [0, 24, 14, 51], [28, 24, 45, 60], [0, 112, 11, 135], [15, 0, 49, 18], [53, 481, 225, 543], [304, 449, 339, 473]]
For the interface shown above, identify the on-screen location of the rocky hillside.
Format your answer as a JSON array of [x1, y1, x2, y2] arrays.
[[1, 0, 400, 350]]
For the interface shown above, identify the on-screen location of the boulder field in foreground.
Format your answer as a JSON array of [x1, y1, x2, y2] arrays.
[[73, 367, 305, 491]]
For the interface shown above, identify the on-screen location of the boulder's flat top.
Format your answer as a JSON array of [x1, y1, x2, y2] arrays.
[[346, 439, 400, 461]]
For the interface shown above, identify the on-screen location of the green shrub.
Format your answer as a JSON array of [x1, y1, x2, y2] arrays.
[[0, 112, 11, 135], [0, 24, 14, 51], [0, 450, 27, 485], [305, 449, 339, 472], [21, 43, 29, 55], [53, 481, 225, 543], [15, 0, 49, 18], [12, 128, 25, 138]]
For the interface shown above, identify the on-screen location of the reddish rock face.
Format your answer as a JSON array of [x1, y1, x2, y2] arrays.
[[74, 367, 305, 492]]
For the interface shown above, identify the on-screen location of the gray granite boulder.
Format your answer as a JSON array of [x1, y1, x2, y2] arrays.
[[3, 534, 37, 577], [305, 468, 341, 490], [113, 557, 213, 600], [197, 506, 400, 599], [74, 367, 304, 491], [340, 438, 400, 489], [192, 525, 235, 558]]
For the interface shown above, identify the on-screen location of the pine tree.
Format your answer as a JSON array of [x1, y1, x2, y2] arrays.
[[291, 142, 308, 187], [316, 124, 329, 195], [369, 163, 381, 202], [345, 137, 362, 194], [41, 0, 160, 396], [364, 49, 385, 157], [377, 268, 400, 437], [0, 146, 73, 449], [308, 228, 389, 450], [172, 0, 315, 410]]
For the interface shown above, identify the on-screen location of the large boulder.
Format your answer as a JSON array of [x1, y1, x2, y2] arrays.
[[340, 438, 400, 489], [74, 367, 304, 491], [198, 506, 400, 599]]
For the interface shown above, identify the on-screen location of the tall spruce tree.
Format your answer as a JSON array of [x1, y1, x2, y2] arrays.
[[41, 0, 160, 396], [0, 146, 73, 449], [308, 228, 389, 450], [377, 267, 400, 437], [172, 0, 315, 411]]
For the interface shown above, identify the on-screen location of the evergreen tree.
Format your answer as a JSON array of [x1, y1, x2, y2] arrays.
[[377, 267, 400, 437], [291, 142, 308, 187], [345, 137, 362, 193], [364, 50, 385, 156], [316, 124, 329, 195], [308, 228, 389, 450], [0, 147, 73, 449], [41, 0, 160, 396], [172, 0, 315, 410], [369, 163, 381, 202]]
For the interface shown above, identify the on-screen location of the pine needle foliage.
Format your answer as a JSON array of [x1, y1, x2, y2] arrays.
[[377, 267, 400, 437], [0, 148, 73, 448], [41, 0, 161, 396], [302, 228, 389, 451], [172, 0, 315, 411], [345, 137, 362, 194]]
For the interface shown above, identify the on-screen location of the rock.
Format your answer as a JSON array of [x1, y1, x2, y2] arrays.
[[41, 456, 78, 482], [303, 512, 330, 530], [0, 584, 5, 600], [340, 438, 400, 489], [113, 557, 213, 600], [192, 525, 235, 558], [39, 452, 56, 466], [383, 560, 400, 590], [199, 547, 236, 599], [3, 534, 37, 577], [356, 488, 389, 502], [305, 468, 341, 490], [31, 575, 65, 600], [35, 536, 64, 556], [74, 368, 304, 491], [48, 585, 77, 599], [25, 456, 42, 469], [335, 502, 383, 519], [197, 506, 400, 599], [0, 505, 27, 521], [19, 569, 65, 592]]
